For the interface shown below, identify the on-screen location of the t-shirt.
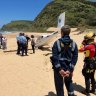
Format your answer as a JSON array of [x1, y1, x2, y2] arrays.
[[31, 38, 35, 45]]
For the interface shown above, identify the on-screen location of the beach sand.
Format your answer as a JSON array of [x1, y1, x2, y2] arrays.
[[0, 30, 95, 96]]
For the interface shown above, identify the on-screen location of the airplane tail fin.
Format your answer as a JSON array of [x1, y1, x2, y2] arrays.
[[57, 12, 65, 28], [47, 12, 65, 32]]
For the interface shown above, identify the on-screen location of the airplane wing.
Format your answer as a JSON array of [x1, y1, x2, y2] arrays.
[[35, 31, 58, 48]]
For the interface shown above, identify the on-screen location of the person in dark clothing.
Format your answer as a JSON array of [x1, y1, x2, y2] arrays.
[[25, 35, 30, 47], [31, 35, 35, 53], [79, 32, 96, 96], [25, 35, 30, 54], [51, 25, 78, 96], [0, 34, 3, 49], [20, 33, 28, 56], [16, 33, 22, 55]]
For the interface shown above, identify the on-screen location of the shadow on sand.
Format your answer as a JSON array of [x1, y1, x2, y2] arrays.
[[73, 82, 85, 94], [3, 49, 32, 53], [3, 50, 17, 53], [45, 83, 85, 96], [39, 46, 52, 52], [43, 53, 52, 56], [45, 91, 56, 96], [3, 46, 52, 53]]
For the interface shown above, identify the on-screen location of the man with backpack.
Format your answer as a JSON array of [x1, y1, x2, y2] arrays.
[[79, 32, 96, 96], [51, 25, 78, 96]]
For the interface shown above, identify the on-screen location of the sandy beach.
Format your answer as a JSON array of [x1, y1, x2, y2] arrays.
[[0, 30, 95, 96]]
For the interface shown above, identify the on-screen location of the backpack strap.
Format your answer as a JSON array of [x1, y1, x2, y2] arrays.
[[57, 39, 61, 52], [57, 39, 76, 53], [71, 41, 76, 52]]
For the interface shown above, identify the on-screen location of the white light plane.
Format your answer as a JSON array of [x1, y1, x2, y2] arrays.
[[35, 12, 65, 48]]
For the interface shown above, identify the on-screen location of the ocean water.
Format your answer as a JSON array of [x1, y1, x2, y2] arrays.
[[0, 31, 12, 34], [89, 0, 96, 2], [87, 0, 96, 2]]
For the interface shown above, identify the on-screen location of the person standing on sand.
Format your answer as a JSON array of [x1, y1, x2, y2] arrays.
[[2, 36, 7, 50], [20, 33, 28, 56], [79, 32, 96, 96], [25, 35, 30, 50], [16, 33, 22, 55], [0, 34, 3, 49], [50, 25, 78, 96], [31, 35, 35, 53]]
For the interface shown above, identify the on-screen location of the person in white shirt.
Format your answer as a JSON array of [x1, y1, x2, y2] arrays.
[[2, 36, 7, 50]]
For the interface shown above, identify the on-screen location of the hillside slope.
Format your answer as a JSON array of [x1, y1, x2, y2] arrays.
[[33, 0, 96, 31], [1, 0, 96, 32], [1, 20, 33, 31]]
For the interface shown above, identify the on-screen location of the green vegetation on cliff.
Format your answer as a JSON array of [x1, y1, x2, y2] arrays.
[[1, 20, 33, 31], [1, 0, 96, 32]]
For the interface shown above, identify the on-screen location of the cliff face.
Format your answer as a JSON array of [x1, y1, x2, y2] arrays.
[[33, 0, 96, 30], [1, 0, 96, 32]]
